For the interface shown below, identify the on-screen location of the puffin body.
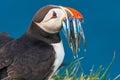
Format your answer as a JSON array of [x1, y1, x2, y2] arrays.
[[0, 22, 63, 80], [0, 32, 13, 48], [0, 5, 84, 80]]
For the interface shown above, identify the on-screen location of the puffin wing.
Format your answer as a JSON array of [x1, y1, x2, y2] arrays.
[[23, 44, 55, 80], [0, 32, 14, 79], [0, 32, 14, 48], [0, 46, 13, 79], [0, 41, 56, 80]]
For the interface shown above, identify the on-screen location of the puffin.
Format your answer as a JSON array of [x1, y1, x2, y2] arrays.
[[0, 5, 85, 80]]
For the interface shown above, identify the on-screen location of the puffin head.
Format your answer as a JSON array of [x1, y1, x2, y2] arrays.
[[34, 6, 66, 33], [29, 5, 85, 58]]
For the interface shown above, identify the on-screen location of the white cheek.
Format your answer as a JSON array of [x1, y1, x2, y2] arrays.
[[37, 8, 65, 33], [47, 19, 62, 30]]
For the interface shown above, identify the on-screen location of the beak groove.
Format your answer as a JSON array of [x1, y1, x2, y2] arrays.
[[62, 17, 86, 59]]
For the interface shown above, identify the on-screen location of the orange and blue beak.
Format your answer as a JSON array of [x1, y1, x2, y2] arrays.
[[60, 7, 86, 58]]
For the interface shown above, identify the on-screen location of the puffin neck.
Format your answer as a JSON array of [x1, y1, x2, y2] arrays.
[[26, 22, 61, 44]]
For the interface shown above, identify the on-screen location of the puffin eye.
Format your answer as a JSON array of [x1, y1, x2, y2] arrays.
[[51, 11, 57, 18]]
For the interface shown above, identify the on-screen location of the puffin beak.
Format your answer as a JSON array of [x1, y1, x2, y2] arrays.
[[60, 7, 86, 59]]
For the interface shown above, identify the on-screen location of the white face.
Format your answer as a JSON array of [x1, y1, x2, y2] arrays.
[[35, 8, 66, 33]]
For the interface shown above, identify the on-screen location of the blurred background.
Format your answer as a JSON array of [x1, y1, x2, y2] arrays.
[[0, 0, 120, 79]]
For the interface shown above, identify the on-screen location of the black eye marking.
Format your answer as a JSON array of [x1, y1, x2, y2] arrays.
[[51, 11, 57, 18]]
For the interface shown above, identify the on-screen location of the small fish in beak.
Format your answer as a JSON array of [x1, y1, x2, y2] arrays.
[[61, 7, 86, 59]]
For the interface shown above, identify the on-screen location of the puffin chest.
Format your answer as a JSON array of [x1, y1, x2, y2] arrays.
[[51, 41, 65, 72]]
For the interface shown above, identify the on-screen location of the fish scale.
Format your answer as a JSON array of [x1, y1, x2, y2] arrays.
[[62, 17, 86, 59]]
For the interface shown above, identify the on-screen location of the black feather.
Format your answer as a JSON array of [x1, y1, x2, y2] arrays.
[[0, 32, 14, 48], [0, 23, 61, 80]]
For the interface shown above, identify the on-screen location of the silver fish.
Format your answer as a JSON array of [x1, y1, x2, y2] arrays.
[[62, 17, 86, 59]]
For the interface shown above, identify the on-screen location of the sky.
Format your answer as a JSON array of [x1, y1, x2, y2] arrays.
[[0, 0, 120, 79]]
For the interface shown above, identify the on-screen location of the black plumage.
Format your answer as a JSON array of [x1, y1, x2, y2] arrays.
[[0, 32, 14, 79], [0, 4, 63, 80], [0, 22, 61, 80], [0, 32, 13, 48]]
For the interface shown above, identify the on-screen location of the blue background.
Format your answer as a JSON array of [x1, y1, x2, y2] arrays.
[[0, 0, 120, 79]]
